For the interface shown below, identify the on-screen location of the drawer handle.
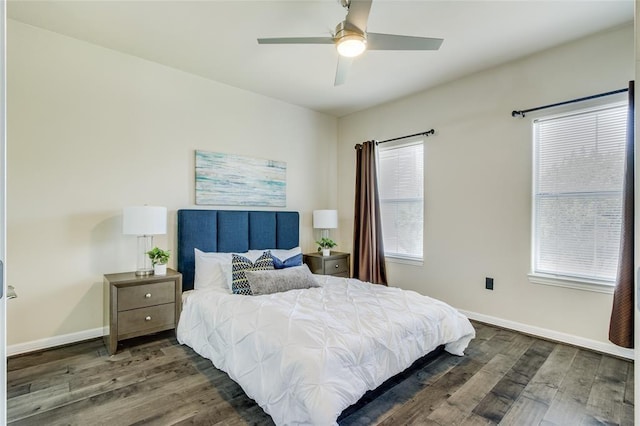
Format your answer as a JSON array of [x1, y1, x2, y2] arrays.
[[145, 293, 152, 299], [145, 316, 152, 321], [335, 264, 339, 268]]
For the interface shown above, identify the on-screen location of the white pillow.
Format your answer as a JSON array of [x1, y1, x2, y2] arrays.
[[194, 249, 231, 291], [271, 246, 302, 261], [194, 248, 262, 291]]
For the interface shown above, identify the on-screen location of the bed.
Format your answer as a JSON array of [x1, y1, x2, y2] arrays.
[[176, 209, 476, 425]]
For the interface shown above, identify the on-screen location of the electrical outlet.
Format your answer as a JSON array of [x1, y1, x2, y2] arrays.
[[485, 277, 494, 290]]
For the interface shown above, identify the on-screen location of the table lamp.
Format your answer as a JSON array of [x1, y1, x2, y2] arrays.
[[313, 210, 338, 239], [123, 206, 167, 276]]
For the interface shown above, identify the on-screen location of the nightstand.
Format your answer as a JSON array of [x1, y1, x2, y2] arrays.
[[104, 269, 182, 355], [303, 252, 350, 278]]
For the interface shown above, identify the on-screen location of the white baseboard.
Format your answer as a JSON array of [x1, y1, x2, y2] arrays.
[[7, 327, 107, 357], [460, 309, 634, 360]]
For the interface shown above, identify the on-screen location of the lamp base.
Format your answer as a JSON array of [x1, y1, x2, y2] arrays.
[[136, 235, 154, 277]]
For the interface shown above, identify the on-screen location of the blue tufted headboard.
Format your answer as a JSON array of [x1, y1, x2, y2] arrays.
[[177, 209, 300, 291]]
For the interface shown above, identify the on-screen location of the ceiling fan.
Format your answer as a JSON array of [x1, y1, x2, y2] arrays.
[[257, 0, 443, 86]]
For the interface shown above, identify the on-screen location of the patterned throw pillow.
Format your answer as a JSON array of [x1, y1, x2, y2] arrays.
[[232, 251, 274, 295]]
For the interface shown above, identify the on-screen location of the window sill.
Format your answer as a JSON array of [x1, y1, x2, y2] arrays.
[[384, 255, 424, 267], [528, 273, 615, 294]]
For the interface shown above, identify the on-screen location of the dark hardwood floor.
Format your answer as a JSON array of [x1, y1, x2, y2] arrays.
[[7, 321, 634, 425]]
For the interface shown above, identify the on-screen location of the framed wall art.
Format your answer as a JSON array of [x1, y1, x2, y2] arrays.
[[195, 150, 286, 206]]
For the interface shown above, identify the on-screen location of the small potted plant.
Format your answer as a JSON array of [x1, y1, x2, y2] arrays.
[[147, 247, 170, 275], [316, 237, 337, 257]]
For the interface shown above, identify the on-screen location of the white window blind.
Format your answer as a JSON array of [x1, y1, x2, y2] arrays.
[[532, 103, 627, 284], [378, 140, 424, 260]]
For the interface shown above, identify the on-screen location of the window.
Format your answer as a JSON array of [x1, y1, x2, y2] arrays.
[[377, 139, 424, 262], [531, 103, 627, 290]]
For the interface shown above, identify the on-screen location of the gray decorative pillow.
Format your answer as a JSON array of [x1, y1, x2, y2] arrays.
[[245, 264, 320, 296]]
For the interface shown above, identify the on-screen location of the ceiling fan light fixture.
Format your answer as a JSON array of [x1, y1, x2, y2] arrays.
[[336, 35, 367, 57]]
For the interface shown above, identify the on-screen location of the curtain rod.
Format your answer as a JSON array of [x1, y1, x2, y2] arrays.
[[511, 88, 628, 118], [377, 129, 435, 144]]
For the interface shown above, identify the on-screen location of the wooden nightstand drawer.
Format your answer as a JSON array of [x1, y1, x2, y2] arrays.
[[325, 258, 348, 275], [117, 281, 176, 311], [303, 252, 350, 277], [118, 303, 176, 336]]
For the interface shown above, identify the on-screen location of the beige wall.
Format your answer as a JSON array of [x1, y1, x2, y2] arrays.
[[7, 20, 337, 347], [338, 25, 634, 351], [7, 17, 635, 354]]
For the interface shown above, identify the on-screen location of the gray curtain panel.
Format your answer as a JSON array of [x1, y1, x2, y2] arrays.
[[609, 80, 634, 349], [353, 141, 387, 285]]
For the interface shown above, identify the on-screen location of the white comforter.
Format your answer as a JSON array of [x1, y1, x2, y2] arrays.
[[177, 275, 475, 425]]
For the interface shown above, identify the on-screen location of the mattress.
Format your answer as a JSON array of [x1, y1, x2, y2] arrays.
[[177, 275, 475, 425]]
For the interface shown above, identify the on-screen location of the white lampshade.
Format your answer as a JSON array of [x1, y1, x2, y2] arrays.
[[123, 206, 167, 235], [313, 210, 338, 229]]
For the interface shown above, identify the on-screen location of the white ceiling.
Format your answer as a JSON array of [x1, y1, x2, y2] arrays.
[[8, 0, 634, 117]]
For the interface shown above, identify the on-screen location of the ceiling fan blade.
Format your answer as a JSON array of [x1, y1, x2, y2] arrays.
[[334, 56, 354, 86], [367, 33, 443, 51], [345, 0, 372, 32], [257, 37, 334, 45]]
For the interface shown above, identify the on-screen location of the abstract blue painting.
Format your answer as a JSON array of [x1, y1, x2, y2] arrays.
[[195, 150, 286, 206]]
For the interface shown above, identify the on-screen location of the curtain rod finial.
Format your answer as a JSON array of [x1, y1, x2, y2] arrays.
[[512, 110, 525, 118]]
